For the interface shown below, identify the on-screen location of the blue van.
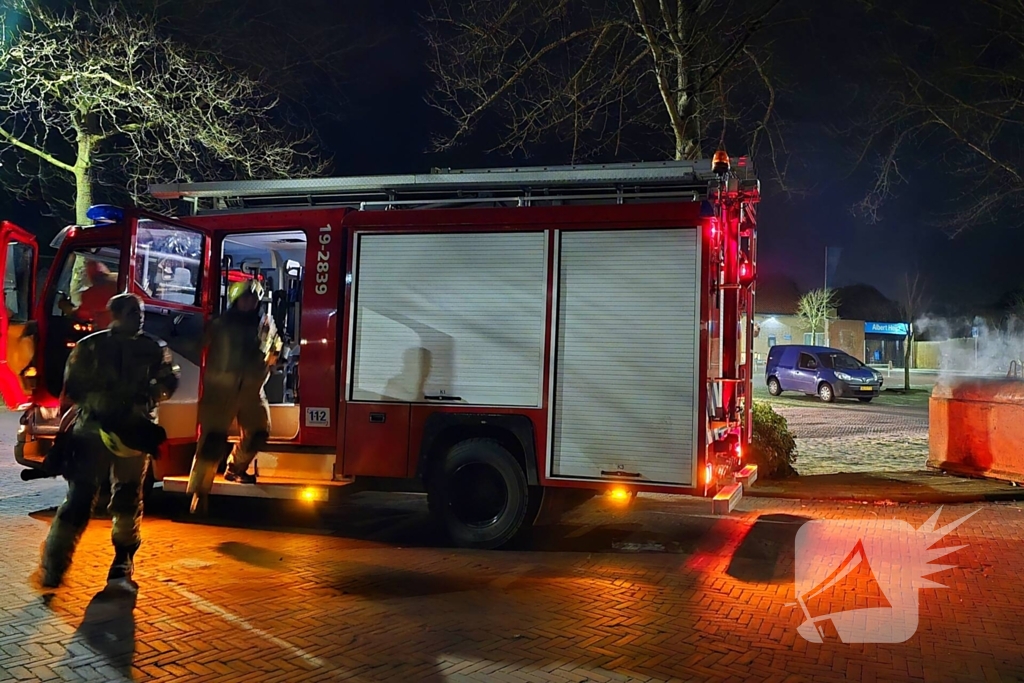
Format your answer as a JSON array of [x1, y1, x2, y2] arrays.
[[765, 345, 883, 403]]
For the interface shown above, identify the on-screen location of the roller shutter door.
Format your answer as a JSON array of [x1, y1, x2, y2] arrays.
[[351, 231, 548, 407], [551, 228, 700, 486]]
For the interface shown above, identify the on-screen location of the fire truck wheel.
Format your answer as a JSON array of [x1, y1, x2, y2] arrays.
[[767, 377, 782, 396], [428, 438, 530, 549]]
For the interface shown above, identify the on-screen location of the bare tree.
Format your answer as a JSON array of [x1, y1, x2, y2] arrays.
[[849, 0, 1024, 233], [1006, 294, 1024, 333], [899, 272, 928, 390], [113, 0, 384, 122], [796, 288, 837, 343], [424, 0, 790, 170], [0, 1, 327, 225]]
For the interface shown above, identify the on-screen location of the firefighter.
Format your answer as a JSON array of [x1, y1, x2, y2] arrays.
[[58, 260, 118, 330], [187, 278, 280, 515], [39, 293, 179, 590]]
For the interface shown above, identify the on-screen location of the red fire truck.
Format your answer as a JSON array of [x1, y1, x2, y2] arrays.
[[10, 155, 759, 548]]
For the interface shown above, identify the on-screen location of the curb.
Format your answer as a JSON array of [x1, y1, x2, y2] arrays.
[[746, 488, 1024, 505]]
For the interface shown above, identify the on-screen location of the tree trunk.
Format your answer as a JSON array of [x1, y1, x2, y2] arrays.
[[69, 132, 95, 304], [673, 96, 694, 160], [904, 326, 913, 391], [673, 75, 699, 160], [74, 141, 93, 225]]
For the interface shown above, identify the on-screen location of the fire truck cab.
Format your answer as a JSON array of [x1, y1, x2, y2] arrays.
[[12, 157, 759, 548]]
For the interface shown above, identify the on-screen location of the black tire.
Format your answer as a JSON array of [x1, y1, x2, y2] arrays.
[[767, 377, 782, 396], [858, 397, 873, 403], [426, 438, 531, 549], [818, 382, 836, 403]]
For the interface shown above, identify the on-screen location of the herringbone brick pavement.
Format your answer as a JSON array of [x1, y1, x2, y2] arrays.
[[772, 403, 930, 474], [1, 413, 1023, 682]]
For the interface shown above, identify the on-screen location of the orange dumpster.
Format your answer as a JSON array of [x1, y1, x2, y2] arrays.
[[929, 379, 1024, 483]]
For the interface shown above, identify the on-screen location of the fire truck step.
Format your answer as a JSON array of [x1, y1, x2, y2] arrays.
[[161, 475, 351, 502], [737, 464, 758, 487], [711, 483, 743, 515]]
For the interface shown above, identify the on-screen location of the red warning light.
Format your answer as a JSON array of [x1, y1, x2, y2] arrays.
[[739, 258, 755, 284]]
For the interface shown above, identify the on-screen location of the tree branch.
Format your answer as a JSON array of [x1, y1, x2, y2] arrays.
[[0, 1, 327, 220], [0, 124, 75, 174], [424, 0, 790, 166]]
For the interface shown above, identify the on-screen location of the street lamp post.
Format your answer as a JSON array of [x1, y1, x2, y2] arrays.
[[824, 247, 830, 346]]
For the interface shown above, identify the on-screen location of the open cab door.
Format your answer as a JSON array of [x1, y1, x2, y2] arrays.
[[121, 208, 214, 454], [0, 221, 38, 411]]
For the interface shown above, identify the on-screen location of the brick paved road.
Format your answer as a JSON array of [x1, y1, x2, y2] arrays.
[[2, 412, 1023, 682], [751, 381, 931, 475], [773, 401, 930, 475]]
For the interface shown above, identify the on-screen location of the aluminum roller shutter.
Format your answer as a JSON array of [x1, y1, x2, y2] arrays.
[[552, 228, 700, 486], [351, 231, 548, 407]]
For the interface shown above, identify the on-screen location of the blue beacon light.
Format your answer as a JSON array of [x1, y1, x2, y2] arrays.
[[85, 204, 125, 224]]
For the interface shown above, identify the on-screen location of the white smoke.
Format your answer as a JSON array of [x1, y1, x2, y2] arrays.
[[916, 314, 1024, 381]]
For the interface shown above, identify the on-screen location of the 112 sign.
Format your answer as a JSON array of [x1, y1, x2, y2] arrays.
[[305, 407, 330, 428]]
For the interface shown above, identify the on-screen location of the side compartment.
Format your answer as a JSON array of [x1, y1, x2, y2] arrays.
[[342, 229, 549, 478], [548, 228, 702, 487]]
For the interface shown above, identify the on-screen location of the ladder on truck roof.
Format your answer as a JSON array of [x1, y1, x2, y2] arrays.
[[148, 158, 759, 215]]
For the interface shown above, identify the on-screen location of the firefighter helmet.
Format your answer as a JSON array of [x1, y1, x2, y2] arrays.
[[99, 429, 146, 459], [227, 279, 264, 306]]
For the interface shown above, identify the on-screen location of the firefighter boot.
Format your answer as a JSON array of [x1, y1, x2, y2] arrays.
[[224, 453, 258, 484], [40, 540, 72, 589], [107, 542, 140, 590], [40, 526, 81, 589], [39, 482, 96, 588], [224, 469, 257, 484], [224, 428, 265, 484]]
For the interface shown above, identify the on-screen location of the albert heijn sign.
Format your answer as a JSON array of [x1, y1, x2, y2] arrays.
[[865, 321, 909, 336]]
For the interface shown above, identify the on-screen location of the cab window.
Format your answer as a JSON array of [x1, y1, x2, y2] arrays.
[[50, 247, 121, 320], [134, 220, 204, 308], [43, 245, 121, 397], [131, 220, 208, 372], [4, 242, 34, 323], [798, 353, 818, 371]]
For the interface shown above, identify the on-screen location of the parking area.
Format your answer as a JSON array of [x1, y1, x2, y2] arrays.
[[752, 374, 931, 475]]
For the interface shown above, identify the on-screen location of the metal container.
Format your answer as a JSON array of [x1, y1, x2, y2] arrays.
[[929, 378, 1024, 483]]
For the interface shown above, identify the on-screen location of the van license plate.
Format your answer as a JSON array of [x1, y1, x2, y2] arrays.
[[860, 386, 873, 392]]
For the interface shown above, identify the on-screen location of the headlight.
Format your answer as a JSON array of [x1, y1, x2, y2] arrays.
[[835, 372, 853, 382]]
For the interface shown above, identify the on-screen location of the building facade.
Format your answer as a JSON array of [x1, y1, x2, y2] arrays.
[[863, 321, 909, 367], [752, 313, 867, 366]]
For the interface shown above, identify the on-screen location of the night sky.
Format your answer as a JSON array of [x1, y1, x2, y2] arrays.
[[1, 0, 1017, 312], [302, 0, 1024, 312]]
